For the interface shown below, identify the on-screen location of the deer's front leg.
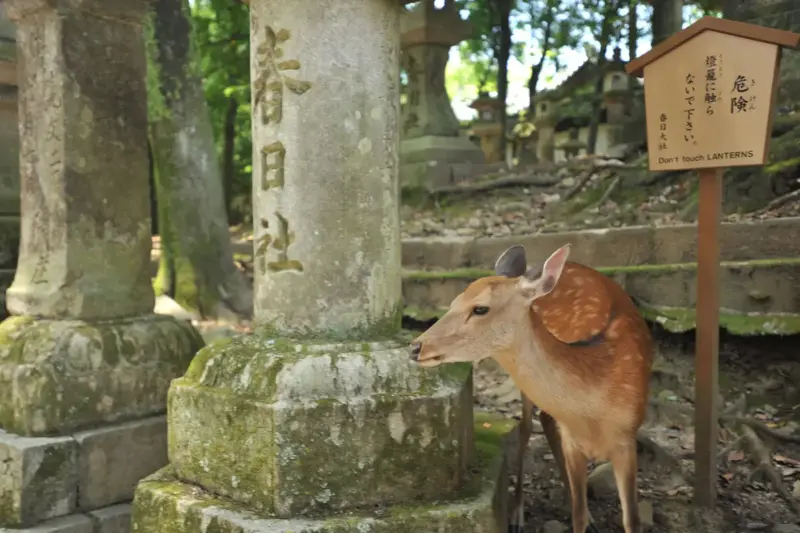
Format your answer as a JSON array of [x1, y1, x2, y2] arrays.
[[509, 393, 535, 533]]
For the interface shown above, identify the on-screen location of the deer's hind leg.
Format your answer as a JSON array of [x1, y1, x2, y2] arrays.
[[611, 437, 642, 533], [541, 412, 599, 533]]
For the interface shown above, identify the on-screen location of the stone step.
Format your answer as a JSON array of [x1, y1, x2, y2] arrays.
[[401, 258, 800, 335], [154, 218, 800, 273], [401, 217, 800, 270]]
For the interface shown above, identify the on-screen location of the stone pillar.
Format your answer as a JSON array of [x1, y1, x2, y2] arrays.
[[131, 1, 509, 532], [0, 1, 203, 530], [0, 4, 20, 317], [400, 0, 485, 189]]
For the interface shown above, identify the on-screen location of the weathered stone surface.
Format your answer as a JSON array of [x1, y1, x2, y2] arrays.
[[74, 417, 167, 511], [0, 430, 77, 527], [401, 217, 800, 270], [250, 0, 401, 338], [4, 0, 154, 320], [133, 417, 508, 533], [87, 503, 131, 533], [0, 314, 203, 437], [2, 514, 94, 533], [168, 336, 474, 518], [402, 259, 800, 335]]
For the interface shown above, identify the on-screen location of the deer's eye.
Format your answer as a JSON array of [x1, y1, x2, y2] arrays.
[[471, 306, 490, 316]]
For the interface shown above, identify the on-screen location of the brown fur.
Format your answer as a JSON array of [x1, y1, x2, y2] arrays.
[[411, 248, 653, 533]]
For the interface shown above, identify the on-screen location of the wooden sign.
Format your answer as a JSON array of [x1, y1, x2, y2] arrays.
[[628, 18, 799, 172], [626, 17, 800, 510]]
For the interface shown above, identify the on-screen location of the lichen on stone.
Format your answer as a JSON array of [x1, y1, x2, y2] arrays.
[[132, 417, 509, 533], [0, 314, 203, 436], [168, 334, 475, 518]]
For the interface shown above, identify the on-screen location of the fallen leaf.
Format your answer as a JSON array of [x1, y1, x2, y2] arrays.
[[774, 454, 800, 466], [728, 451, 745, 462]]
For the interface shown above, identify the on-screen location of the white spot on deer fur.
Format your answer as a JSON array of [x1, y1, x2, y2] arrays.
[[357, 137, 372, 154], [388, 411, 406, 443]]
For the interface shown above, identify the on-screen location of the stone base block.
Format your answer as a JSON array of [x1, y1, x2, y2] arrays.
[[0, 431, 77, 527], [0, 503, 131, 533], [74, 418, 167, 511], [0, 314, 203, 436], [0, 514, 94, 533], [400, 135, 488, 189], [401, 135, 484, 165], [168, 337, 474, 518], [87, 504, 131, 533], [1, 417, 166, 528], [132, 425, 509, 533]]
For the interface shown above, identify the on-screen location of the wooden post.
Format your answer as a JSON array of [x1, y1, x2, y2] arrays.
[[693, 167, 722, 507], [625, 17, 800, 510]]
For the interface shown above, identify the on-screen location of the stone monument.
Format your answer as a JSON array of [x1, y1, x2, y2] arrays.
[[131, 1, 509, 532], [400, 0, 485, 189], [0, 3, 19, 318], [0, 1, 203, 531]]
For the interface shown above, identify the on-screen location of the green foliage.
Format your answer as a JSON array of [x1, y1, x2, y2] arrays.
[[190, 0, 252, 223]]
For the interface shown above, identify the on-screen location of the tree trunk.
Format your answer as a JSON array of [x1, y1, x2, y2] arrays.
[[628, 0, 637, 92], [497, 0, 513, 156], [146, 0, 253, 318], [651, 0, 683, 46], [528, 3, 555, 116], [722, 0, 739, 19], [586, 1, 617, 154], [222, 96, 238, 222]]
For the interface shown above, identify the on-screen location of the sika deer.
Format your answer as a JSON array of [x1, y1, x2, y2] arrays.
[[409, 244, 653, 533]]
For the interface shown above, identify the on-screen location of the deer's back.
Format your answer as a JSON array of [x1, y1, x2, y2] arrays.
[[527, 261, 653, 430]]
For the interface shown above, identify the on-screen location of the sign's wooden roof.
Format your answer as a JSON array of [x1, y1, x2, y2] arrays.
[[626, 16, 800, 77]]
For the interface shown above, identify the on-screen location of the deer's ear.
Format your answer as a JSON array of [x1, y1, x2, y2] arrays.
[[494, 245, 527, 277], [539, 244, 570, 295], [517, 244, 571, 300]]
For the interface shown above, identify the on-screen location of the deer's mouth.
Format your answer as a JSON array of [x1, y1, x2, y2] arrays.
[[416, 352, 446, 367]]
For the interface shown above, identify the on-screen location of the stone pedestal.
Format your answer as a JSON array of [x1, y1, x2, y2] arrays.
[[399, 0, 484, 189], [0, 1, 203, 530], [131, 1, 509, 532]]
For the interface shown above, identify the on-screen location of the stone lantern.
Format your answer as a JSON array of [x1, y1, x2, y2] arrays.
[[469, 92, 504, 163], [400, 0, 485, 189]]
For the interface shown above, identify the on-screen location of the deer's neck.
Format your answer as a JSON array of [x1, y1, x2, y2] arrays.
[[493, 308, 596, 420]]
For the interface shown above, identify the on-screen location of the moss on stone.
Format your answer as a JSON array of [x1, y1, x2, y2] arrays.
[[640, 305, 800, 336], [0, 314, 203, 437], [254, 302, 405, 344], [132, 418, 508, 533], [168, 335, 476, 518], [403, 257, 800, 283]]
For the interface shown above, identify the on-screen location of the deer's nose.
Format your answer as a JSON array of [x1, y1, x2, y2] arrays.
[[409, 342, 422, 361]]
